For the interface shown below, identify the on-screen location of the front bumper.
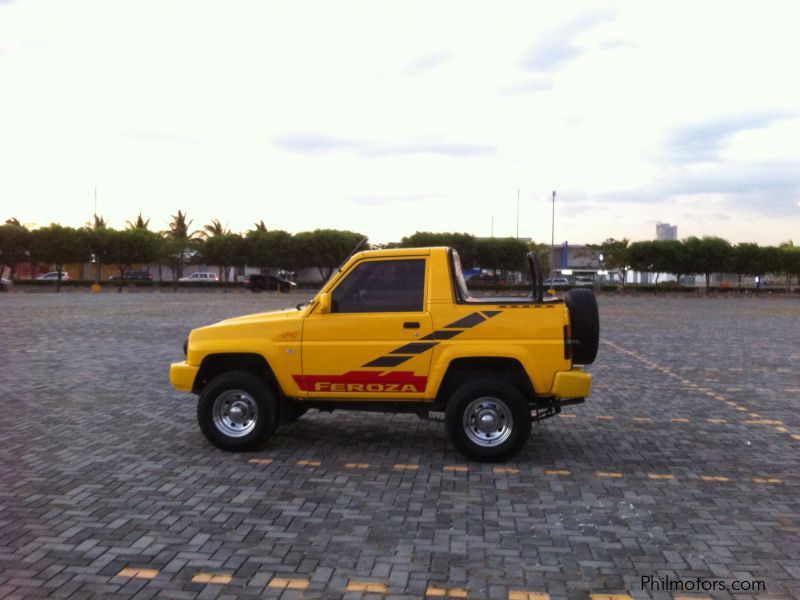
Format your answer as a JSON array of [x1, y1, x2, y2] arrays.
[[550, 368, 592, 399], [170, 361, 199, 392]]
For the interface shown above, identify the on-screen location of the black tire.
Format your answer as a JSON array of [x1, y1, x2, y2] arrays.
[[280, 402, 309, 423], [197, 371, 277, 451], [445, 377, 531, 462], [565, 288, 599, 364]]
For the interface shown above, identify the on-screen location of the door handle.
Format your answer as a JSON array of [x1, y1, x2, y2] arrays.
[[403, 322, 420, 329]]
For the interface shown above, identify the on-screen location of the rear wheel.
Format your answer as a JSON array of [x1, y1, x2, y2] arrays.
[[197, 371, 277, 451], [445, 378, 531, 462]]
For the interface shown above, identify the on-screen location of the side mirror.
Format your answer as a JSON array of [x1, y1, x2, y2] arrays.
[[316, 292, 331, 314]]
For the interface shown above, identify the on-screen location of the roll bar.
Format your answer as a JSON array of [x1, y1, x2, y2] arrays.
[[527, 252, 544, 302]]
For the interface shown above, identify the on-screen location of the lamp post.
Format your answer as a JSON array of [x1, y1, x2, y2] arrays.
[[550, 190, 556, 281]]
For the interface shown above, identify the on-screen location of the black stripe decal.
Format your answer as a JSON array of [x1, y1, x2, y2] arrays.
[[421, 330, 463, 341], [390, 342, 438, 355], [481, 310, 501, 318], [445, 312, 486, 329], [362, 355, 412, 368]]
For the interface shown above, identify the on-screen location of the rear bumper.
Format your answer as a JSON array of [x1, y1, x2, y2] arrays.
[[170, 361, 199, 392], [551, 368, 592, 399]]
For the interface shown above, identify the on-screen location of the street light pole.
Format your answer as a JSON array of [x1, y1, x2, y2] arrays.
[[516, 188, 520, 239], [550, 190, 556, 281]]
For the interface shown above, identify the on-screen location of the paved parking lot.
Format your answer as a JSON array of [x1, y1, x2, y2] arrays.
[[0, 292, 798, 599]]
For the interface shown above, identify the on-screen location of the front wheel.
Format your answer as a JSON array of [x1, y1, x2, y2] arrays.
[[445, 378, 531, 462], [197, 371, 277, 451]]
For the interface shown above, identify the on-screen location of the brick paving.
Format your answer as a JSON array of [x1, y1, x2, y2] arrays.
[[0, 292, 798, 599]]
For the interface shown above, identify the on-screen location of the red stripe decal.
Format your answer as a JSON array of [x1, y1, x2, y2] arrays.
[[293, 371, 427, 393]]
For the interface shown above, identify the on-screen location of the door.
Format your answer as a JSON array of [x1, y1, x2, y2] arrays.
[[300, 258, 434, 399]]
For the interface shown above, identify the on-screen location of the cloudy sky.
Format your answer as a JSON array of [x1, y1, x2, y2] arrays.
[[1, 0, 798, 244]]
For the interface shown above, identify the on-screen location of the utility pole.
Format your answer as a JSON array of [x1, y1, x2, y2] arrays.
[[550, 190, 556, 281], [516, 188, 520, 239], [491, 216, 494, 238]]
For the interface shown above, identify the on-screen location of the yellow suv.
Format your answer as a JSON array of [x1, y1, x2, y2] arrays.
[[170, 247, 599, 461]]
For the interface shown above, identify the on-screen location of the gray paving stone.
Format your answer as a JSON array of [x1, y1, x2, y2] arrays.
[[0, 293, 798, 599]]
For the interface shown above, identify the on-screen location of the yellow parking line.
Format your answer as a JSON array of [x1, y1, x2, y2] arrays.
[[700, 475, 730, 482], [792, 434, 800, 441], [444, 465, 469, 472], [509, 592, 550, 600], [344, 463, 370, 469], [544, 469, 571, 476], [707, 419, 727, 424], [558, 413, 577, 418], [117, 568, 158, 579], [632, 417, 651, 422], [347, 581, 388, 593], [775, 427, 789, 433], [494, 467, 520, 474], [753, 477, 782, 484], [248, 458, 273, 464], [192, 573, 232, 584], [647, 473, 675, 480], [296, 459, 321, 466], [394, 464, 419, 470], [595, 415, 614, 420], [670, 418, 690, 423], [268, 577, 310, 590], [596, 471, 623, 479], [590, 595, 633, 600], [426, 585, 468, 597], [744, 419, 784, 425]]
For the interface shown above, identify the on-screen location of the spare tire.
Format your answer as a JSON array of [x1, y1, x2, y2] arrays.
[[565, 289, 599, 364]]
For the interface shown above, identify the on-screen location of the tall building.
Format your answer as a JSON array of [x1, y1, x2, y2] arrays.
[[656, 222, 678, 241]]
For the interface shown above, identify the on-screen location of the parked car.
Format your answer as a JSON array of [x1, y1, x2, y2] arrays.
[[179, 272, 219, 283], [244, 274, 297, 293], [0, 278, 12, 292], [110, 270, 153, 281], [543, 277, 569, 287], [37, 271, 71, 281], [574, 276, 594, 286]]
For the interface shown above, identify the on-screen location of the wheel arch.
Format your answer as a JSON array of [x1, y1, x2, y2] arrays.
[[193, 353, 281, 395], [433, 356, 535, 405]]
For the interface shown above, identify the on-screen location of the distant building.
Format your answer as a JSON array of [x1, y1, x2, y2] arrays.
[[656, 222, 678, 241]]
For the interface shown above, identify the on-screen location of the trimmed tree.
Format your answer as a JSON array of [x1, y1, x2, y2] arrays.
[[399, 232, 477, 268], [0, 223, 32, 280], [30, 225, 90, 291], [108, 229, 161, 291], [682, 236, 733, 294]]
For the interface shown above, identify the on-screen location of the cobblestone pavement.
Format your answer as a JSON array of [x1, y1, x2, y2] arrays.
[[0, 292, 798, 599]]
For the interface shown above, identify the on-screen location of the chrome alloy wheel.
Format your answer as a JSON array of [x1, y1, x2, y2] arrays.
[[462, 396, 513, 447], [212, 389, 259, 438]]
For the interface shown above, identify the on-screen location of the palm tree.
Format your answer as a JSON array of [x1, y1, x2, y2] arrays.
[[126, 213, 150, 231], [202, 218, 228, 239], [90, 214, 108, 229], [164, 210, 200, 239], [252, 219, 267, 232], [162, 211, 201, 284]]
